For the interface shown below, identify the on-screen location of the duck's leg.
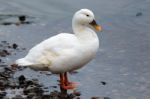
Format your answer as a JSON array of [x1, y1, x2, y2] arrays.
[[64, 72, 79, 88], [59, 72, 77, 90], [64, 72, 69, 85], [60, 73, 65, 86], [59, 73, 67, 93]]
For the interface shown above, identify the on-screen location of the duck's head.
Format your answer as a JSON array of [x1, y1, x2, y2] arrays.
[[73, 9, 102, 32]]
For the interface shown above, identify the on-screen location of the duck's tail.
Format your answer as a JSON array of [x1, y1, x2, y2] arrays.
[[16, 58, 33, 66]]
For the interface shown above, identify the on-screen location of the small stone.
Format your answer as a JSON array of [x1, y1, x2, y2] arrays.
[[50, 86, 57, 88], [73, 91, 81, 96], [2, 50, 10, 55], [0, 67, 5, 72], [18, 75, 26, 85], [91, 96, 99, 99], [24, 84, 43, 96], [8, 80, 17, 88], [11, 64, 18, 70], [104, 96, 110, 99], [101, 81, 107, 85], [0, 73, 9, 78], [44, 87, 49, 89], [4, 67, 13, 72], [136, 12, 142, 17], [0, 50, 7, 57], [12, 95, 24, 99], [42, 94, 51, 99], [67, 93, 76, 99], [32, 79, 39, 85], [69, 71, 78, 74], [76, 97, 81, 99], [27, 92, 36, 98], [0, 91, 6, 99], [1, 41, 7, 44], [22, 48, 26, 50], [0, 91, 6, 96], [49, 90, 59, 98], [12, 43, 18, 49], [129, 96, 136, 99], [19, 16, 26, 22], [7, 45, 12, 48]]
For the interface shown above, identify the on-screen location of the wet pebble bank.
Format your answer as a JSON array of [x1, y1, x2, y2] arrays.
[[0, 41, 109, 99]]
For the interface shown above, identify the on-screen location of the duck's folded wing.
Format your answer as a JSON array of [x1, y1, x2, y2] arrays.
[[16, 33, 80, 67]]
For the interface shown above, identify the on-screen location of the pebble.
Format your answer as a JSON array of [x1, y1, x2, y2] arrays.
[[136, 12, 142, 17], [76, 97, 81, 99], [27, 92, 36, 98], [91, 96, 99, 99], [0, 49, 10, 57], [12, 43, 18, 49], [50, 86, 57, 88], [104, 96, 110, 99], [101, 81, 107, 85], [73, 91, 81, 96], [12, 95, 24, 99], [18, 75, 26, 85], [0, 91, 6, 97]]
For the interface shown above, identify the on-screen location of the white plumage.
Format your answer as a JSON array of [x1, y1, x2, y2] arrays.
[[16, 9, 102, 74]]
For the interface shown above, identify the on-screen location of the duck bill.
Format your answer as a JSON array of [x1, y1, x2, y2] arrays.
[[90, 20, 102, 32]]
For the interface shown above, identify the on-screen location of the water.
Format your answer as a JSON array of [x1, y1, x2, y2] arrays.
[[0, 0, 150, 98]]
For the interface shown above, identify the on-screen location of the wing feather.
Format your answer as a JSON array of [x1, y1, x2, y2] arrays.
[[16, 33, 80, 67]]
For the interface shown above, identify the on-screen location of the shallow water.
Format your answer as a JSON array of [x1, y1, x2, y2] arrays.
[[0, 0, 150, 99]]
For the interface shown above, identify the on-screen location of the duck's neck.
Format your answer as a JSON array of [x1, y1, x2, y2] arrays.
[[72, 21, 98, 40]]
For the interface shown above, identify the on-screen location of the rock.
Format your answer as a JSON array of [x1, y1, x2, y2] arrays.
[[91, 96, 99, 99], [0, 49, 11, 57], [24, 85, 36, 94], [24, 85, 43, 96], [12, 95, 24, 99], [0, 67, 5, 72], [76, 97, 81, 99], [136, 12, 142, 17], [25, 80, 34, 86], [104, 97, 110, 99], [11, 64, 18, 70], [69, 71, 79, 75], [0, 79, 8, 86], [18, 16, 26, 23], [101, 81, 107, 85], [12, 43, 18, 49], [129, 96, 136, 99], [73, 91, 81, 96], [4, 67, 13, 74], [27, 92, 36, 99], [0, 71, 10, 78], [18, 75, 26, 86], [50, 86, 57, 88], [0, 91, 6, 96], [1, 41, 7, 44], [42, 94, 51, 99], [8, 79, 17, 89], [49, 90, 60, 98], [67, 93, 76, 99]]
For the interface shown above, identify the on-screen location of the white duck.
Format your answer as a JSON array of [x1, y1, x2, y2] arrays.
[[15, 9, 102, 90]]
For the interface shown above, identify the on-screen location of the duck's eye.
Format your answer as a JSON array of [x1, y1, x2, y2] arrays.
[[86, 14, 89, 17]]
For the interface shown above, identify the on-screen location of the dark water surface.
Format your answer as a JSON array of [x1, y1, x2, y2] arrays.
[[0, 0, 150, 99]]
